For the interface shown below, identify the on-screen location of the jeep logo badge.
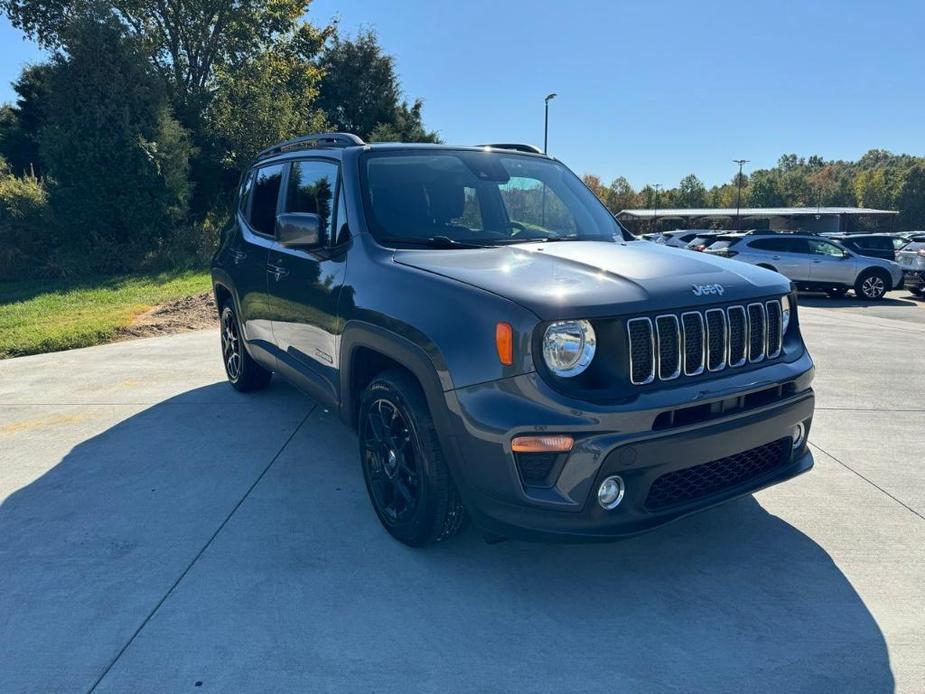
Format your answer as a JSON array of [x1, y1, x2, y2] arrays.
[[691, 283, 725, 296]]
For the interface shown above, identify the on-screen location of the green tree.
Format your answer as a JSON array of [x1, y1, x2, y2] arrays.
[[317, 29, 438, 142], [675, 173, 707, 207], [0, 156, 51, 280], [208, 26, 327, 171], [895, 163, 925, 229], [39, 16, 192, 274], [0, 63, 52, 176]]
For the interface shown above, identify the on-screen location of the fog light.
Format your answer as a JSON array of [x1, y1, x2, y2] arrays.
[[791, 422, 806, 449], [598, 475, 625, 510]]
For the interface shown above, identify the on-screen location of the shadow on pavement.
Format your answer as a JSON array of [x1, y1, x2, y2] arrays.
[[0, 381, 895, 693]]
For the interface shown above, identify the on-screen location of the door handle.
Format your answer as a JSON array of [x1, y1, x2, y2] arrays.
[[230, 249, 247, 264], [266, 263, 289, 281], [771, 256, 781, 260]]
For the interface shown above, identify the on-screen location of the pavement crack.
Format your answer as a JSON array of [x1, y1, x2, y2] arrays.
[[809, 441, 924, 522], [86, 404, 316, 693]]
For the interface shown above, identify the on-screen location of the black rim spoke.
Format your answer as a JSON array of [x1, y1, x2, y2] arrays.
[[362, 397, 420, 524]]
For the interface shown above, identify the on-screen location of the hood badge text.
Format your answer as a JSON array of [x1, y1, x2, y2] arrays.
[[691, 283, 725, 297]]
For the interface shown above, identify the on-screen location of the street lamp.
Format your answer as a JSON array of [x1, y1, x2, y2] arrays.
[[544, 93, 558, 153], [733, 159, 749, 231]]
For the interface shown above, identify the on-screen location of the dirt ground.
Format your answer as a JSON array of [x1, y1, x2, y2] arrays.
[[119, 292, 217, 340]]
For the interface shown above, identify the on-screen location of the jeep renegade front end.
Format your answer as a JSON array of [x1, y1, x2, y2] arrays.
[[212, 133, 815, 546]]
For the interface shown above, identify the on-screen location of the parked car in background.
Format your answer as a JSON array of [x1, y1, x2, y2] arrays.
[[704, 232, 903, 299], [685, 232, 727, 252], [824, 233, 910, 261], [896, 240, 925, 296], [643, 230, 713, 248]]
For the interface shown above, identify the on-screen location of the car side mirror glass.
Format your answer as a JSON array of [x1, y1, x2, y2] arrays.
[[276, 212, 324, 250]]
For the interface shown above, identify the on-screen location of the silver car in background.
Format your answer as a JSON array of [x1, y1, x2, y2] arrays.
[[705, 232, 904, 300], [642, 229, 712, 248]]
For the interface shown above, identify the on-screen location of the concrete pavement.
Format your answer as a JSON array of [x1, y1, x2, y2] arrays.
[[0, 303, 923, 693]]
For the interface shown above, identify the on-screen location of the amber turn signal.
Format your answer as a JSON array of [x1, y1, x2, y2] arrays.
[[496, 322, 513, 365], [511, 434, 574, 453]]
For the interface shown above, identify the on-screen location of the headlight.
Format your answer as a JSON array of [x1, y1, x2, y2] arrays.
[[542, 320, 596, 377], [781, 294, 792, 334]]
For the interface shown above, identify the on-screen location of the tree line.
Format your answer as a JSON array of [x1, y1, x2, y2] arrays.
[[0, 0, 438, 280], [583, 151, 925, 233]]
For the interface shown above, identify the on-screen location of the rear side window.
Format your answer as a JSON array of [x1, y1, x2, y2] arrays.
[[749, 238, 786, 251], [248, 164, 285, 236], [238, 171, 254, 214], [861, 237, 892, 251], [285, 160, 339, 242]]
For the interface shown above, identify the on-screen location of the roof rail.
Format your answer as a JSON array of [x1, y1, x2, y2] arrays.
[[256, 132, 365, 161], [477, 143, 544, 154]]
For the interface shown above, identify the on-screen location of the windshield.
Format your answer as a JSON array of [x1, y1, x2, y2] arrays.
[[360, 150, 627, 246]]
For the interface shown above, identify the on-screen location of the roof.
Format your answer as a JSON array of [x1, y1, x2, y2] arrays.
[[618, 207, 898, 218]]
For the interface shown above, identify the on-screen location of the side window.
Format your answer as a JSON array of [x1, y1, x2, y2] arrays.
[[867, 238, 892, 251], [285, 160, 339, 242], [333, 185, 349, 246], [749, 238, 784, 251], [248, 164, 285, 236], [808, 239, 845, 257], [238, 170, 255, 215], [785, 238, 811, 254]]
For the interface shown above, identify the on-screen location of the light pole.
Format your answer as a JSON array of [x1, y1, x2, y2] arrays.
[[543, 93, 558, 153], [652, 184, 662, 233], [732, 159, 749, 230]]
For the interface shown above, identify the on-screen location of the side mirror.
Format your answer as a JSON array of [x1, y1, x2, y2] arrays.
[[275, 212, 324, 250]]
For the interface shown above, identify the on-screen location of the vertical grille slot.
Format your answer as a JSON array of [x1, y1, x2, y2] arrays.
[[705, 309, 727, 371], [727, 306, 747, 367], [655, 315, 681, 380], [747, 303, 766, 362], [766, 300, 782, 358], [681, 312, 705, 376], [627, 318, 655, 385]]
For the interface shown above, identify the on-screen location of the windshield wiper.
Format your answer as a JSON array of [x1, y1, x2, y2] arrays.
[[421, 236, 487, 249]]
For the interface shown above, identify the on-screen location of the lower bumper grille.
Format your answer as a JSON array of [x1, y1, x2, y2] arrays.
[[645, 438, 790, 510]]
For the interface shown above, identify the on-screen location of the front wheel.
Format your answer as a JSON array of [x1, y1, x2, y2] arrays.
[[358, 369, 465, 546], [854, 270, 889, 300]]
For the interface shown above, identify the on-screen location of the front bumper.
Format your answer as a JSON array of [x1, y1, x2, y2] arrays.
[[440, 354, 815, 542], [903, 270, 925, 291]]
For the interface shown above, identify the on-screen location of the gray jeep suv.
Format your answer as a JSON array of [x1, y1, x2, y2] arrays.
[[212, 133, 815, 546]]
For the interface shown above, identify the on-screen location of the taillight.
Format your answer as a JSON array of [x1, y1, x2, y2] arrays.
[[693, 244, 706, 252], [918, 249, 925, 257]]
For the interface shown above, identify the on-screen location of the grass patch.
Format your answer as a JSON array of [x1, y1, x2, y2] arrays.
[[0, 269, 212, 358]]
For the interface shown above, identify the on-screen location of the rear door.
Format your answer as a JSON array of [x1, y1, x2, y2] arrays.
[[746, 237, 810, 279], [266, 158, 348, 404], [855, 236, 895, 261], [235, 163, 285, 350]]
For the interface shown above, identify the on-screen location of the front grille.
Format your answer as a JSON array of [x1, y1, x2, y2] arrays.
[[645, 438, 790, 510], [627, 299, 784, 385]]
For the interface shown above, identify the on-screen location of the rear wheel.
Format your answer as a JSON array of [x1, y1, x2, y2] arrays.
[[854, 270, 889, 300], [220, 303, 272, 391], [358, 369, 465, 546]]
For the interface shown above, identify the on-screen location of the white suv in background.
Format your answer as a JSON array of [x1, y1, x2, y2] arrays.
[[705, 232, 904, 299]]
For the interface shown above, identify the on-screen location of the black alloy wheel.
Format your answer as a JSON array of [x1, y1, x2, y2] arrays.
[[362, 398, 420, 524]]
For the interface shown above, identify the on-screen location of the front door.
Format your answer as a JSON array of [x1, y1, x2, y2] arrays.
[[267, 158, 348, 404], [807, 238, 853, 284]]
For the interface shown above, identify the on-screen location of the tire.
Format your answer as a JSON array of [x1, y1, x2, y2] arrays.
[[826, 288, 848, 298], [854, 269, 889, 300], [358, 369, 465, 546], [220, 302, 272, 392]]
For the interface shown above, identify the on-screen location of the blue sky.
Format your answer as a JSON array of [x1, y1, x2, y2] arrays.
[[3, 0, 924, 187]]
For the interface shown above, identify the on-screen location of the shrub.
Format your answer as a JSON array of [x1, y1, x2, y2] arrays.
[[0, 159, 52, 281]]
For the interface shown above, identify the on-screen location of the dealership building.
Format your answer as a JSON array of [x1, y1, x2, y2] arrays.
[[616, 206, 898, 234]]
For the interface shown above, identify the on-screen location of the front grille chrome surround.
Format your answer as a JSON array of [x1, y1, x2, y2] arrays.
[[680, 311, 705, 376], [655, 314, 681, 381], [626, 299, 784, 385], [626, 317, 656, 385], [747, 303, 767, 363]]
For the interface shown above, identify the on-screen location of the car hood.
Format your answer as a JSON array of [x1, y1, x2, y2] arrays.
[[393, 240, 790, 320]]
